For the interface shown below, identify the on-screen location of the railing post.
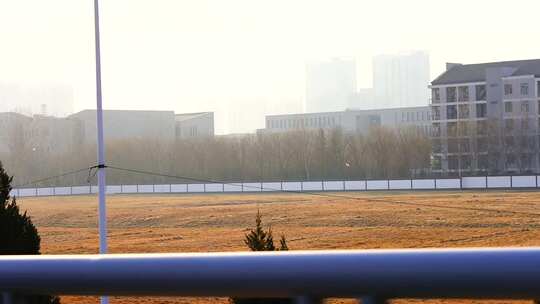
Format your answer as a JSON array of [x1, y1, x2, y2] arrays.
[[295, 296, 322, 304], [359, 295, 388, 304]]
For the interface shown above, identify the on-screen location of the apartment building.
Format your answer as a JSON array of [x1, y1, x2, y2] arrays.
[[430, 59, 540, 174], [263, 106, 431, 135]]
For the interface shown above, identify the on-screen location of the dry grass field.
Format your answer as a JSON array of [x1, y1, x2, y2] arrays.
[[16, 190, 540, 304]]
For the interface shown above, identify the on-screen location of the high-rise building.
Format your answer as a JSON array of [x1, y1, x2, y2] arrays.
[[373, 51, 430, 108], [305, 58, 357, 113], [430, 59, 540, 175]]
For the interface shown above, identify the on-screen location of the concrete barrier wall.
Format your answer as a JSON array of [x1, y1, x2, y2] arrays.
[[72, 186, 91, 195], [389, 180, 412, 190], [367, 180, 388, 190], [106, 185, 122, 194], [154, 184, 171, 193], [243, 182, 262, 192], [121, 185, 138, 193], [224, 184, 243, 192], [37, 188, 54, 196], [344, 181, 366, 191], [12, 175, 540, 197], [412, 179, 435, 189], [512, 176, 536, 188], [137, 185, 154, 193], [205, 183, 223, 193], [261, 182, 281, 192], [435, 179, 461, 189], [324, 181, 344, 191], [462, 177, 486, 189], [487, 176, 511, 188], [171, 184, 187, 193], [54, 187, 72, 196], [187, 184, 205, 193], [19, 188, 36, 197], [282, 182, 302, 191], [302, 181, 323, 191]]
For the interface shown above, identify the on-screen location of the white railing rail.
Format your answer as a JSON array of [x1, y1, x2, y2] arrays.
[[2, 248, 540, 303], [10, 175, 540, 197]]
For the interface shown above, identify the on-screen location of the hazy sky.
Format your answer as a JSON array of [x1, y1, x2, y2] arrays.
[[1, 0, 540, 133]]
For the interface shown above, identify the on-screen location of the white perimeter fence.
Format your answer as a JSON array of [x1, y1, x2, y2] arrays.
[[9, 175, 540, 198]]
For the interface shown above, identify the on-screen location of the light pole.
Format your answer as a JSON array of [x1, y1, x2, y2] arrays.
[[93, 0, 108, 303]]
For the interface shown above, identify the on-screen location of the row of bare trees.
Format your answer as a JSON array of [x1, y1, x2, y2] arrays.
[[2, 127, 431, 187]]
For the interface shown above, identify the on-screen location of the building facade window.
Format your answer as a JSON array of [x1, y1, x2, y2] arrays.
[[504, 84, 513, 96], [189, 126, 198, 136], [458, 86, 469, 102], [476, 103, 487, 118], [448, 156, 459, 170], [458, 121, 469, 136], [447, 122, 457, 137], [432, 88, 441, 103], [520, 118, 529, 131], [447, 105, 457, 120], [478, 138, 488, 152], [432, 155, 442, 170], [458, 104, 469, 119], [448, 138, 458, 153], [537, 81, 540, 97], [432, 122, 441, 136], [521, 83, 529, 96], [478, 155, 488, 170], [521, 101, 530, 113], [505, 102, 513, 113], [461, 155, 472, 169], [446, 87, 457, 103], [432, 139, 442, 153], [475, 85, 486, 100], [506, 153, 516, 169], [505, 119, 514, 132], [477, 120, 488, 136]]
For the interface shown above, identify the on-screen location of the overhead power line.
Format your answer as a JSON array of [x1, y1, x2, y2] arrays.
[[13, 166, 94, 189], [106, 165, 540, 218]]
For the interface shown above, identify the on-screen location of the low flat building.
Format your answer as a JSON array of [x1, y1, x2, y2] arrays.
[[0, 109, 215, 156], [69, 110, 176, 143], [0, 112, 83, 155], [0, 112, 33, 155], [175, 112, 214, 139], [27, 115, 84, 154], [262, 106, 431, 135]]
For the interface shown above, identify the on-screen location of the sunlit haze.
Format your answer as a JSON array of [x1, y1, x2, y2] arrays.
[[1, 0, 539, 134]]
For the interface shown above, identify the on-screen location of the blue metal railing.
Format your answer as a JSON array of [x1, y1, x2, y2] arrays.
[[1, 247, 540, 303]]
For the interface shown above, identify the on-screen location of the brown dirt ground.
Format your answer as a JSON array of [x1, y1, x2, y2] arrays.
[[16, 190, 540, 304]]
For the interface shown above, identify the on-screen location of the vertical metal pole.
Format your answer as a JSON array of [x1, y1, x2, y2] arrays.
[[93, 0, 108, 303]]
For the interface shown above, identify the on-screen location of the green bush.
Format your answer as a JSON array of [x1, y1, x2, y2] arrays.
[[0, 161, 60, 304], [230, 211, 291, 304]]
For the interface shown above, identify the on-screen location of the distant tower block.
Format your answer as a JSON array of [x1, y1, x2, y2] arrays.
[[40, 104, 47, 116]]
